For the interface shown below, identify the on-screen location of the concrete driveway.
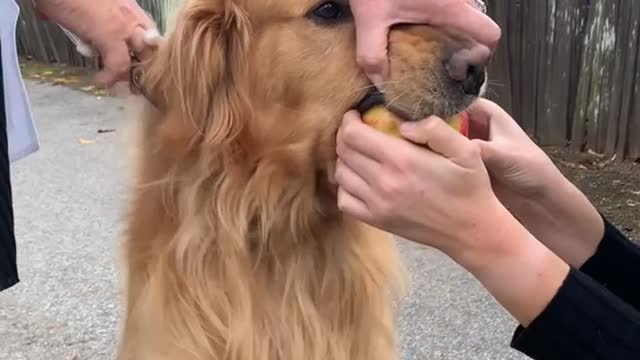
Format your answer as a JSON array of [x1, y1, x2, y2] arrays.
[[0, 81, 529, 360]]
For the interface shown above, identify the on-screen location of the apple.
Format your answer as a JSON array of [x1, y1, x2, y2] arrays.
[[361, 106, 470, 138]]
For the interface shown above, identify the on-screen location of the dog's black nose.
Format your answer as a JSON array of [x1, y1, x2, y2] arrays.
[[462, 66, 486, 96], [445, 45, 490, 95]]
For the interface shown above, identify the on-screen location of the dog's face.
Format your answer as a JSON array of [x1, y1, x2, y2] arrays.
[[248, 0, 488, 122], [142, 0, 489, 159]]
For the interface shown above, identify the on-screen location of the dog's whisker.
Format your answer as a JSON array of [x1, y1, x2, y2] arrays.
[[486, 80, 505, 88], [485, 87, 500, 98], [384, 91, 408, 112], [347, 81, 401, 97], [411, 96, 426, 120]]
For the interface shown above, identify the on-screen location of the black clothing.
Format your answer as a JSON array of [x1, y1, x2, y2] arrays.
[[0, 38, 18, 292], [511, 217, 640, 359]]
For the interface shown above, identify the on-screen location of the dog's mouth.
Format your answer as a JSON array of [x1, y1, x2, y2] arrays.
[[353, 88, 472, 137], [354, 90, 416, 122]]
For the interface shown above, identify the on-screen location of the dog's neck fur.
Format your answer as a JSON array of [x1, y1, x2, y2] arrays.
[[119, 105, 405, 360]]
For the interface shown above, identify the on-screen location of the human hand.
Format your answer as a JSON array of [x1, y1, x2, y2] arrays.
[[468, 99, 604, 267], [335, 111, 570, 327], [350, 0, 501, 85], [335, 110, 505, 259], [33, 0, 162, 88]]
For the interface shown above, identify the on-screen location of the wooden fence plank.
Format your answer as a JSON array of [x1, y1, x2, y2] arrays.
[[537, 0, 575, 145], [506, 0, 523, 118], [606, 0, 633, 157], [486, 0, 514, 114], [567, 0, 587, 138], [571, 2, 597, 152], [594, 0, 620, 154], [615, 0, 640, 161]]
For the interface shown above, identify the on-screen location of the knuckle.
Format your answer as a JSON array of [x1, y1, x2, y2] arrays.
[[467, 144, 482, 159], [356, 54, 385, 68], [341, 122, 359, 143], [393, 157, 412, 172], [461, 143, 482, 162], [378, 176, 401, 196], [392, 150, 415, 171]]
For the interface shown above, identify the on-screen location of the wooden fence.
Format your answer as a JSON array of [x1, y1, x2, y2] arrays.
[[486, 0, 640, 161], [15, 0, 640, 161]]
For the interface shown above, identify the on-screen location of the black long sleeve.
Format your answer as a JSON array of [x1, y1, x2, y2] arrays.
[[510, 217, 640, 360], [580, 217, 640, 311]]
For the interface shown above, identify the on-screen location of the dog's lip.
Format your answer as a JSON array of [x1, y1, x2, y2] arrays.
[[355, 90, 386, 114], [354, 90, 415, 121]]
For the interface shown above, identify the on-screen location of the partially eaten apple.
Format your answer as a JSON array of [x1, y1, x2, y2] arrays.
[[361, 105, 470, 138]]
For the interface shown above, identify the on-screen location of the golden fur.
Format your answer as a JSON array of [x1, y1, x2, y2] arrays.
[[117, 1, 484, 359]]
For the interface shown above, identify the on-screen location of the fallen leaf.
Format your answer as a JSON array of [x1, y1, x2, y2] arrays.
[[52, 77, 80, 86], [97, 129, 116, 134]]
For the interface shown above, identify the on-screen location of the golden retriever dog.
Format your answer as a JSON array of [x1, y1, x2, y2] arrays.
[[117, 0, 489, 359]]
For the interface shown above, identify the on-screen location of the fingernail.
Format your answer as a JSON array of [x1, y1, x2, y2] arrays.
[[369, 74, 385, 92]]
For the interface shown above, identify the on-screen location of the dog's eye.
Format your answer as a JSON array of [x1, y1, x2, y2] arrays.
[[309, 1, 350, 24]]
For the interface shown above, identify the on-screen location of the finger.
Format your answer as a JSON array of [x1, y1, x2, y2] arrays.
[[399, 117, 471, 160], [123, 0, 156, 29], [435, 2, 502, 51], [127, 27, 162, 62], [334, 158, 374, 201], [94, 41, 131, 88], [351, 0, 391, 85], [336, 138, 383, 187], [467, 98, 522, 139], [337, 187, 374, 223], [471, 138, 500, 168], [337, 111, 405, 164], [467, 100, 491, 141], [143, 28, 164, 47]]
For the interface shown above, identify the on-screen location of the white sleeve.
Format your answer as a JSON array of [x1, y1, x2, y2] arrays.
[[0, 0, 40, 163]]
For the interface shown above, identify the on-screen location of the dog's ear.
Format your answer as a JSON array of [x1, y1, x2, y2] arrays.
[[142, 0, 252, 150]]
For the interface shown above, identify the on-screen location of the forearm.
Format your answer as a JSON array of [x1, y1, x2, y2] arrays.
[[508, 175, 604, 268], [451, 205, 570, 327]]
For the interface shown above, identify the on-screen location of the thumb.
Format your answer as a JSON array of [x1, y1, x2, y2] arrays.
[[351, 2, 391, 86], [94, 41, 131, 88], [468, 98, 521, 140], [401, 117, 471, 161], [472, 138, 501, 169]]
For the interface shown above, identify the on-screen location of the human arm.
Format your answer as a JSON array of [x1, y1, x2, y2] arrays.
[[335, 111, 640, 359], [467, 99, 604, 268], [334, 111, 570, 328], [31, 0, 160, 88], [468, 99, 640, 310], [350, 0, 501, 85]]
